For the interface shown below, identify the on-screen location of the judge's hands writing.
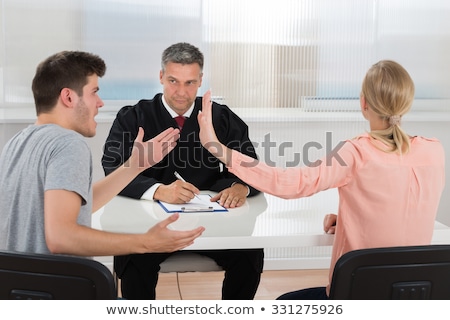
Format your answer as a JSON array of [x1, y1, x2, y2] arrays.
[[128, 127, 180, 173], [154, 180, 200, 204], [323, 213, 337, 234], [144, 213, 205, 252]]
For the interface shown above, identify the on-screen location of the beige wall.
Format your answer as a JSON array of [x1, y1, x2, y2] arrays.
[[210, 43, 317, 108]]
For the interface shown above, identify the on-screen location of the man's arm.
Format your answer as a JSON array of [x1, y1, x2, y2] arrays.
[[94, 127, 178, 211], [44, 189, 204, 256], [102, 106, 161, 199], [103, 105, 202, 204]]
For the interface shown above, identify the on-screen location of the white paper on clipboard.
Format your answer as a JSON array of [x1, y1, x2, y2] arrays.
[[158, 194, 228, 213]]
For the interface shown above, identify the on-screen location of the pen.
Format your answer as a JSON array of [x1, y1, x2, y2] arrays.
[[174, 171, 202, 200], [181, 207, 214, 212]]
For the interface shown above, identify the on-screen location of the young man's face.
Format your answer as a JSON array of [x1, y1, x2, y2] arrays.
[[73, 74, 104, 137], [160, 62, 203, 115]]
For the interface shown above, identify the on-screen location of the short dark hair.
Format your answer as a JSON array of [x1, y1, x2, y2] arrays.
[[161, 42, 204, 72], [32, 51, 106, 115]]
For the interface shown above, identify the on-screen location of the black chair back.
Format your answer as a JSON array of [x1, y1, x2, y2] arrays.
[[329, 245, 450, 299], [0, 251, 116, 299]]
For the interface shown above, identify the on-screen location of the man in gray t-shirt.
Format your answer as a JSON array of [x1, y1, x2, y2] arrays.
[[0, 51, 204, 259], [0, 124, 91, 254]]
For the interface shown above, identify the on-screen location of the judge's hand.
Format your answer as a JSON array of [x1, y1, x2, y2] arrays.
[[211, 183, 248, 208], [153, 180, 200, 204]]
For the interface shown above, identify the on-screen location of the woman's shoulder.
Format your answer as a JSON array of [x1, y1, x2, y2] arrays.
[[349, 133, 442, 147], [410, 135, 444, 155], [411, 135, 441, 144], [346, 133, 372, 148]]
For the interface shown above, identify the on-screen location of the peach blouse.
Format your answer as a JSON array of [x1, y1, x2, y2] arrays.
[[228, 134, 445, 290]]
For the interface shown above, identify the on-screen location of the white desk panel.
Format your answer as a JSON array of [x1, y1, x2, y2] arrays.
[[92, 191, 450, 251], [92, 192, 335, 250]]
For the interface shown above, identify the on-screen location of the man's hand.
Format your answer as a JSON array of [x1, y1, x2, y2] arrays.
[[323, 213, 337, 234], [143, 213, 205, 252], [153, 180, 200, 204], [128, 127, 179, 172], [210, 183, 248, 208], [44, 189, 204, 256]]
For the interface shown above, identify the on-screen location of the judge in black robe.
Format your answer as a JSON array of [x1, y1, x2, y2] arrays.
[[102, 93, 264, 300]]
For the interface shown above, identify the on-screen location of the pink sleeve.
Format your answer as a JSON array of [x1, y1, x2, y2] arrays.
[[227, 141, 358, 199]]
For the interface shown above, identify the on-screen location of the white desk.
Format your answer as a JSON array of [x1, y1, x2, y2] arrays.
[[92, 191, 450, 249], [92, 192, 336, 250]]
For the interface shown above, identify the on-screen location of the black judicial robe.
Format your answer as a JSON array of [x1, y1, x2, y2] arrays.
[[102, 93, 263, 279], [102, 93, 260, 200]]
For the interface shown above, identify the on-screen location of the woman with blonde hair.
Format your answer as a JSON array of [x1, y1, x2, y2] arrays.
[[198, 60, 445, 299], [362, 59, 415, 154]]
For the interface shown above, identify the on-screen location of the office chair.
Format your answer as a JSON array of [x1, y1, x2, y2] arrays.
[[0, 250, 117, 299], [328, 244, 450, 299], [159, 251, 223, 273]]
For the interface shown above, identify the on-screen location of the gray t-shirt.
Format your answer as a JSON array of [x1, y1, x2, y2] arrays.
[[0, 124, 92, 254]]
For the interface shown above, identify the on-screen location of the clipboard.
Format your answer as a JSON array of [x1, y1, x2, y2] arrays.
[[158, 194, 228, 213]]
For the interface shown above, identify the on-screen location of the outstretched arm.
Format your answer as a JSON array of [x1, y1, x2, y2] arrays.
[[102, 112, 162, 199], [198, 90, 254, 208], [45, 189, 204, 256], [198, 90, 232, 165], [93, 127, 179, 211]]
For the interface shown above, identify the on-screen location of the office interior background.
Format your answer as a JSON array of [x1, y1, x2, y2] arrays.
[[1, 0, 449, 269]]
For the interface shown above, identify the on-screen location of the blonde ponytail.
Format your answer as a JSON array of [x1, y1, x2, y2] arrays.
[[362, 60, 415, 154]]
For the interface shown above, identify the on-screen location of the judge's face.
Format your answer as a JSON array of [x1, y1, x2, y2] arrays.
[[160, 62, 203, 115]]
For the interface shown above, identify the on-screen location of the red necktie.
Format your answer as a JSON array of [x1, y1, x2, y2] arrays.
[[175, 116, 185, 130]]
